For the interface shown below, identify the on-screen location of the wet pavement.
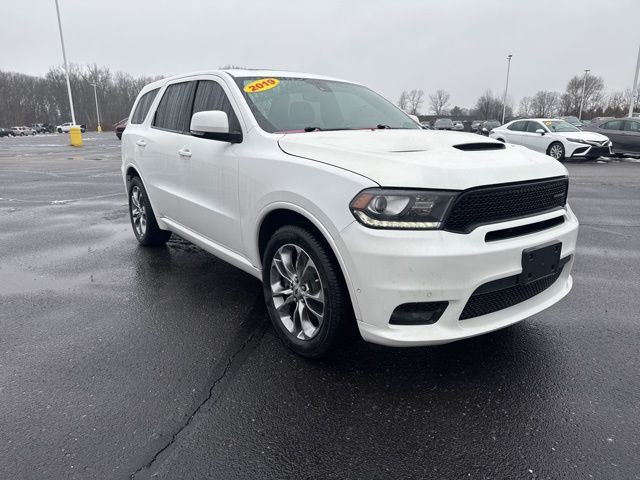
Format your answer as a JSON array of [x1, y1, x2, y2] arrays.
[[1, 133, 639, 479]]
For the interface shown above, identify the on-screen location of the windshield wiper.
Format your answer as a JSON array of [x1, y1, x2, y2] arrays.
[[376, 124, 392, 129], [304, 126, 323, 132]]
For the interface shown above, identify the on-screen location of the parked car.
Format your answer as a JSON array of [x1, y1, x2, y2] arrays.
[[11, 126, 35, 136], [452, 121, 464, 131], [470, 120, 483, 132], [478, 120, 501, 136], [0, 128, 13, 137], [56, 122, 87, 133], [114, 117, 128, 140], [434, 118, 454, 130], [122, 69, 578, 357], [419, 121, 432, 130], [490, 118, 611, 160], [583, 117, 640, 156], [30, 123, 55, 134], [561, 116, 584, 129]]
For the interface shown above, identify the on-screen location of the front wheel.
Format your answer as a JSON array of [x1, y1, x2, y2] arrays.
[[128, 177, 171, 246], [547, 142, 565, 161], [262, 225, 354, 358], [57, 128, 62, 133]]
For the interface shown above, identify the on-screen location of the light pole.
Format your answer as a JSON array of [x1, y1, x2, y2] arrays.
[[578, 69, 590, 120], [501, 54, 513, 124], [54, 0, 76, 126], [629, 44, 640, 117], [90, 82, 102, 132]]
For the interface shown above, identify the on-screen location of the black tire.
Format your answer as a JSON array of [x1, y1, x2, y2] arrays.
[[57, 128, 62, 133], [262, 225, 354, 358], [496, 138, 505, 143], [127, 176, 171, 246], [547, 141, 565, 161]]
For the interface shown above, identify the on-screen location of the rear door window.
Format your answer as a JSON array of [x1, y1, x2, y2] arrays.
[[153, 82, 196, 133], [192, 80, 241, 133], [508, 121, 526, 131], [601, 120, 623, 131], [130, 88, 159, 124]]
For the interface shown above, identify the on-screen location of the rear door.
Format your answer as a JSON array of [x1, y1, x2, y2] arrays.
[[504, 120, 527, 145], [598, 119, 625, 152], [145, 80, 197, 221], [174, 77, 244, 250], [621, 119, 640, 153]]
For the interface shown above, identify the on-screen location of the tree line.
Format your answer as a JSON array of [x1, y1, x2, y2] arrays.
[[0, 64, 160, 130], [398, 72, 640, 120]]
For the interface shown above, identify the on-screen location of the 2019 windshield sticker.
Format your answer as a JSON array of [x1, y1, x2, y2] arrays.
[[244, 78, 280, 93]]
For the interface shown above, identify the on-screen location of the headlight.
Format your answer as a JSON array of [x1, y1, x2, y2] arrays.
[[566, 137, 588, 144], [350, 188, 458, 229]]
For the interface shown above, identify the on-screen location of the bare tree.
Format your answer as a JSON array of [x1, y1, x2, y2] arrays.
[[475, 90, 504, 120], [406, 89, 424, 115], [428, 89, 451, 115], [518, 96, 532, 117], [397, 90, 409, 111], [0, 64, 160, 130], [559, 73, 605, 116], [530, 91, 559, 117]]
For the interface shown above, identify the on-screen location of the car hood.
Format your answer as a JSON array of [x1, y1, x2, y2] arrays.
[[278, 130, 567, 190], [555, 130, 609, 142]]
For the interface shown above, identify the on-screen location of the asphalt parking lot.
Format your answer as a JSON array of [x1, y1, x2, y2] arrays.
[[1, 132, 639, 480]]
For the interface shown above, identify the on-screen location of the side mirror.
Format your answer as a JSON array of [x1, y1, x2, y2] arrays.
[[190, 110, 242, 143], [535, 128, 546, 135], [408, 114, 420, 124]]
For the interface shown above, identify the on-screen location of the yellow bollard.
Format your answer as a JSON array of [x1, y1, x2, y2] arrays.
[[97, 125, 102, 133], [69, 126, 83, 147]]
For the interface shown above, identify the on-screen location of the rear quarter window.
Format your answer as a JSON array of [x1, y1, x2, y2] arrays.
[[130, 88, 159, 125]]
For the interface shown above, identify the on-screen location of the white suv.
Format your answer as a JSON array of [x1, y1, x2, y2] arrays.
[[122, 70, 579, 357]]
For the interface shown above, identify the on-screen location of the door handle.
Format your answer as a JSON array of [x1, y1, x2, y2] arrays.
[[135, 139, 147, 147], [178, 148, 192, 158]]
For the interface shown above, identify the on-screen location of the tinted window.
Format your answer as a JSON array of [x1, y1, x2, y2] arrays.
[[527, 121, 544, 133], [623, 120, 640, 132], [130, 88, 159, 124], [601, 120, 623, 131], [192, 80, 241, 132], [507, 121, 526, 131], [153, 82, 196, 133]]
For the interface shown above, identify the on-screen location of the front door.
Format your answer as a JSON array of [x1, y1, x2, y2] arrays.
[[175, 78, 244, 251]]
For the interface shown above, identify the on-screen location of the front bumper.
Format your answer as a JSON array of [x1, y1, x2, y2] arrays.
[[567, 141, 612, 158], [339, 207, 579, 347]]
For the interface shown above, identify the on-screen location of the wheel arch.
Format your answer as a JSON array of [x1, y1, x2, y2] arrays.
[[255, 205, 361, 320]]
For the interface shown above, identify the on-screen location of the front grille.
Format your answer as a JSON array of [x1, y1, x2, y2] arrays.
[[443, 177, 568, 233], [459, 267, 564, 320]]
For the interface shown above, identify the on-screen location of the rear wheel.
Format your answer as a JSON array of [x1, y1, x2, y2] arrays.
[[262, 225, 353, 358], [128, 176, 171, 246], [547, 142, 565, 161]]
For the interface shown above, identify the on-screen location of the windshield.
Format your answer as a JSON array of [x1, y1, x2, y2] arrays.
[[544, 120, 580, 133], [233, 76, 419, 133], [435, 119, 453, 126]]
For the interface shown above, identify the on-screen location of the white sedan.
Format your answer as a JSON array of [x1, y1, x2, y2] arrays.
[[489, 118, 611, 160]]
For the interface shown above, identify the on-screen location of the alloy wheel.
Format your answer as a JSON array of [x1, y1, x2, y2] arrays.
[[549, 144, 564, 159], [270, 244, 325, 340], [130, 186, 147, 237]]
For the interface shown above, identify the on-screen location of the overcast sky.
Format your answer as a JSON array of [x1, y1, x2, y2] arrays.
[[2, 0, 639, 109]]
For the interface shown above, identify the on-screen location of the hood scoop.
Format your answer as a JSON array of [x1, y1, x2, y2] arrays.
[[453, 142, 505, 151]]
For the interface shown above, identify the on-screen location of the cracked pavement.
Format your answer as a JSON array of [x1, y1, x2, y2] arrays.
[[1, 133, 639, 479]]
